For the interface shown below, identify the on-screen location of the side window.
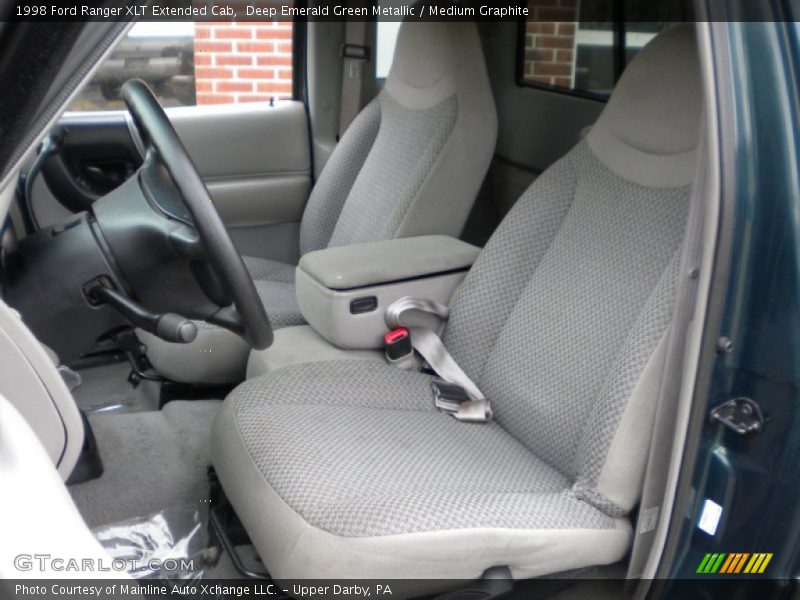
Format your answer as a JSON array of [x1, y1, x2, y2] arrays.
[[68, 21, 294, 111], [519, 0, 687, 98], [375, 21, 401, 79]]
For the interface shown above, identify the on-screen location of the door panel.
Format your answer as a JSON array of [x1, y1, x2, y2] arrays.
[[168, 101, 311, 264], [33, 100, 311, 264]]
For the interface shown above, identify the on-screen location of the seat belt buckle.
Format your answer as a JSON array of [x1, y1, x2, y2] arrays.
[[384, 327, 414, 365], [431, 380, 493, 422]]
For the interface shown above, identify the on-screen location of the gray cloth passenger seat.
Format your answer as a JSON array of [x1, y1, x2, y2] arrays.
[[138, 21, 497, 384], [211, 24, 702, 583]]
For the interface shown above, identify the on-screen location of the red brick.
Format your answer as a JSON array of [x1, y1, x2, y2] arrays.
[[553, 76, 572, 87], [534, 61, 571, 76], [238, 67, 280, 79], [277, 70, 292, 80], [558, 22, 576, 36], [196, 94, 235, 105], [236, 94, 276, 103], [526, 22, 555, 35], [195, 80, 212, 92], [216, 81, 254, 93], [195, 67, 233, 80], [216, 54, 253, 66], [536, 35, 574, 49], [276, 42, 292, 54], [194, 54, 212, 66], [525, 48, 553, 62], [256, 27, 293, 40], [257, 81, 292, 93], [214, 27, 252, 39], [236, 41, 274, 53], [555, 49, 574, 62], [194, 41, 232, 53], [256, 55, 292, 67], [194, 26, 211, 40]]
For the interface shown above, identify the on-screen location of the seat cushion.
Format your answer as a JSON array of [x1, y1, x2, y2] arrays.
[[212, 360, 631, 579], [138, 278, 305, 384], [246, 325, 383, 378], [242, 255, 296, 284]]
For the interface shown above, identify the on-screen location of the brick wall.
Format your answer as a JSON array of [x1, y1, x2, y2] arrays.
[[193, 22, 293, 105], [522, 0, 577, 88]]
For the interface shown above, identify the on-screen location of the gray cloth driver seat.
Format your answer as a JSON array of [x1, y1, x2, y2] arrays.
[[212, 25, 701, 582], [138, 21, 497, 384]]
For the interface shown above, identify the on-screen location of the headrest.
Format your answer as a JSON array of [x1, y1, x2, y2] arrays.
[[384, 21, 483, 109], [587, 24, 702, 188]]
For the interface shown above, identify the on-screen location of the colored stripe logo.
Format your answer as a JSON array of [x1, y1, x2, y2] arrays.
[[697, 552, 773, 574]]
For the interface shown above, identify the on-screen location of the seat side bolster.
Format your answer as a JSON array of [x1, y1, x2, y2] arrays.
[[595, 331, 670, 511], [299, 100, 382, 255]]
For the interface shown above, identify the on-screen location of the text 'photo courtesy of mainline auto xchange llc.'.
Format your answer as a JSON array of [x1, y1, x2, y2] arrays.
[[13, 582, 395, 598]]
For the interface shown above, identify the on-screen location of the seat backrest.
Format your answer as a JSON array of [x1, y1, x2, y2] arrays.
[[442, 25, 702, 516], [299, 21, 497, 255]]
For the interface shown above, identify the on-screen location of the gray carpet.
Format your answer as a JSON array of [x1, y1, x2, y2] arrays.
[[69, 400, 220, 528]]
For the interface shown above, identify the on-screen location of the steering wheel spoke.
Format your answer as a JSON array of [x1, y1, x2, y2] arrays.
[[121, 79, 273, 349], [207, 305, 247, 338]]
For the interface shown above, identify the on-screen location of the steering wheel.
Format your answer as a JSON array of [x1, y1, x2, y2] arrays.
[[120, 79, 273, 349]]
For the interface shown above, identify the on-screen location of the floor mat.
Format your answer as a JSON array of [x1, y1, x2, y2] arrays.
[[69, 400, 220, 528], [71, 362, 154, 414]]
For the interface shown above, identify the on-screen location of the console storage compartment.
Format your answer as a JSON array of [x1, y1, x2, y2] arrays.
[[296, 235, 480, 349]]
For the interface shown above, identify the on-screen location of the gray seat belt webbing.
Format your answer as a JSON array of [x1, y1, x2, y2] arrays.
[[339, 20, 368, 138], [386, 297, 492, 422]]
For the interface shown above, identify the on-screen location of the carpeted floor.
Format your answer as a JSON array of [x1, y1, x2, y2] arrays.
[[69, 399, 220, 528]]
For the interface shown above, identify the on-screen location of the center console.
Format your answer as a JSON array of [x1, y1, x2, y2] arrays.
[[295, 235, 479, 349], [247, 236, 479, 377]]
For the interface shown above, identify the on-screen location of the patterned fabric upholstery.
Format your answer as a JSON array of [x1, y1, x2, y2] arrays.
[[253, 280, 304, 329], [300, 98, 381, 256], [230, 360, 617, 537], [212, 25, 699, 582], [443, 141, 689, 514], [140, 21, 494, 385], [225, 138, 689, 536], [239, 93, 458, 328], [326, 94, 458, 248], [242, 256, 295, 284], [299, 101, 382, 255]]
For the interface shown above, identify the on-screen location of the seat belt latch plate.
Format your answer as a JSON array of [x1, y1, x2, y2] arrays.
[[432, 380, 492, 423]]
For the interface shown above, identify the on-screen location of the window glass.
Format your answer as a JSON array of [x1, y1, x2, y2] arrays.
[[68, 21, 294, 111], [520, 0, 686, 97], [376, 21, 401, 79], [624, 22, 675, 64]]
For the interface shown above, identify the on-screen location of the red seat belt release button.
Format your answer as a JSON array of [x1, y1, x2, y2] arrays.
[[384, 327, 412, 361]]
